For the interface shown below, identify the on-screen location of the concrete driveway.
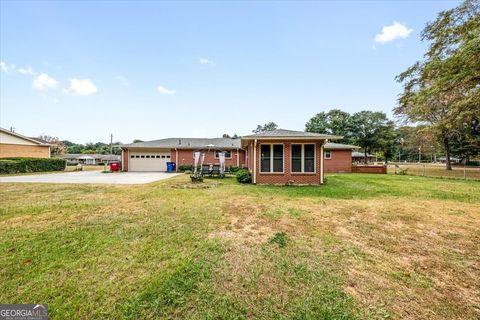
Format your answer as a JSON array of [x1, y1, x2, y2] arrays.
[[0, 171, 181, 185]]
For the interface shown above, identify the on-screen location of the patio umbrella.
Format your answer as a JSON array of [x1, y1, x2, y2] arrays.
[[193, 151, 201, 174], [218, 151, 226, 176]]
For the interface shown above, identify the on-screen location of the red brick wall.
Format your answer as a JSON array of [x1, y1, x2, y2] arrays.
[[0, 144, 50, 158], [324, 150, 352, 173], [352, 165, 387, 174], [247, 139, 325, 185], [172, 149, 246, 168]]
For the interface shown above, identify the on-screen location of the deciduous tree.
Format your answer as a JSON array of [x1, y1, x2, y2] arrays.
[[395, 0, 480, 169]]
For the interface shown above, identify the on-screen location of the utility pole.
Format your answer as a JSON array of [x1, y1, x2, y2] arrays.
[[110, 134, 113, 158]]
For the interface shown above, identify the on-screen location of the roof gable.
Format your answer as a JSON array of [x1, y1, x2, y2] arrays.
[[0, 128, 50, 146], [242, 129, 342, 139]]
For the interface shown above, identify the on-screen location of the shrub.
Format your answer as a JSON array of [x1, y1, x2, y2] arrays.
[[236, 169, 252, 183], [0, 157, 66, 174], [178, 165, 193, 172], [466, 160, 480, 166], [228, 166, 241, 173], [184, 170, 192, 174]]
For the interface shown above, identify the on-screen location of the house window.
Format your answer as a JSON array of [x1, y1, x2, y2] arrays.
[[166, 155, 171, 159], [215, 150, 232, 159], [324, 150, 332, 159], [130, 155, 134, 158], [291, 144, 315, 173], [260, 144, 283, 173]]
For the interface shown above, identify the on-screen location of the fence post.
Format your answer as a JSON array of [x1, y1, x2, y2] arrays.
[[423, 164, 426, 177]]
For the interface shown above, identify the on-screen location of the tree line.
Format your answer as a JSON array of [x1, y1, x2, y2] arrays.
[[37, 136, 123, 156]]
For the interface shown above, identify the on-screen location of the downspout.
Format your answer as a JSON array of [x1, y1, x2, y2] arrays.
[[236, 148, 240, 167], [320, 140, 327, 184], [253, 139, 257, 184], [175, 148, 178, 172]]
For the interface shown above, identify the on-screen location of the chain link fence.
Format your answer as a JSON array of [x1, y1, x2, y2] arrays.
[[387, 162, 480, 180]]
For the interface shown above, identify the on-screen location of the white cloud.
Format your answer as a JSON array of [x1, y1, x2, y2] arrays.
[[32, 73, 59, 91], [199, 58, 215, 67], [115, 75, 129, 86], [157, 85, 176, 94], [374, 22, 412, 44], [0, 61, 16, 73], [18, 66, 37, 75], [65, 78, 98, 95]]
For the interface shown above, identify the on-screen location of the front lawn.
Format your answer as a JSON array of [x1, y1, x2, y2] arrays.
[[1, 174, 478, 319]]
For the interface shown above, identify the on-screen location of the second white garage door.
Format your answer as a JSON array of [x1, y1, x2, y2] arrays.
[[129, 152, 171, 172]]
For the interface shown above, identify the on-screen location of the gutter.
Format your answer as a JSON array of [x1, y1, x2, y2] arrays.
[[253, 139, 257, 184]]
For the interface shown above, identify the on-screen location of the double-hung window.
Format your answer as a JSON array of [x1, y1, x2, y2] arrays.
[[215, 150, 232, 158], [260, 144, 283, 173], [291, 144, 315, 173]]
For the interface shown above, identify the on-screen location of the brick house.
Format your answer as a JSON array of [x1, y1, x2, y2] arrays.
[[121, 138, 245, 172], [324, 143, 361, 173], [242, 129, 344, 185], [0, 128, 51, 158], [121, 129, 358, 185]]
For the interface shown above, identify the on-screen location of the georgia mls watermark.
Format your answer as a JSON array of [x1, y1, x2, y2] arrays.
[[0, 304, 48, 320]]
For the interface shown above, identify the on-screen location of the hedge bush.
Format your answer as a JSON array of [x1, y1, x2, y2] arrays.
[[236, 169, 252, 183], [228, 166, 241, 173], [178, 165, 193, 172], [0, 157, 67, 174]]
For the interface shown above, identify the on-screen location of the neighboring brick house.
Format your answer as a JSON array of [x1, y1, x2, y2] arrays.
[[120, 130, 359, 184], [59, 154, 121, 165], [352, 151, 376, 163], [0, 128, 51, 158], [324, 143, 361, 173]]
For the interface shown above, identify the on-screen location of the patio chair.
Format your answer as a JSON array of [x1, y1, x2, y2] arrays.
[[201, 164, 211, 176], [212, 165, 220, 176]]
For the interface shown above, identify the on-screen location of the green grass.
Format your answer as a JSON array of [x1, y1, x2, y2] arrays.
[[240, 173, 479, 202], [0, 174, 479, 319]]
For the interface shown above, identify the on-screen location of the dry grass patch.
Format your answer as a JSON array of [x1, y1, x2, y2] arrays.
[[1, 174, 479, 319]]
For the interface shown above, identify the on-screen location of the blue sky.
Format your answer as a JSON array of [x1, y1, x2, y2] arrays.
[[0, 0, 460, 143]]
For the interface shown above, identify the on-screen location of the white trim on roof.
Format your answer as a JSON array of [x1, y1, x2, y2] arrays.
[[0, 128, 50, 146]]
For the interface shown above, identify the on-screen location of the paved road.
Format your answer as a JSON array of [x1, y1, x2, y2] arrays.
[[0, 171, 181, 185]]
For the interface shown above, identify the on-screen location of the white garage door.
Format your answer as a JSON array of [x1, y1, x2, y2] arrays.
[[129, 152, 171, 172]]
